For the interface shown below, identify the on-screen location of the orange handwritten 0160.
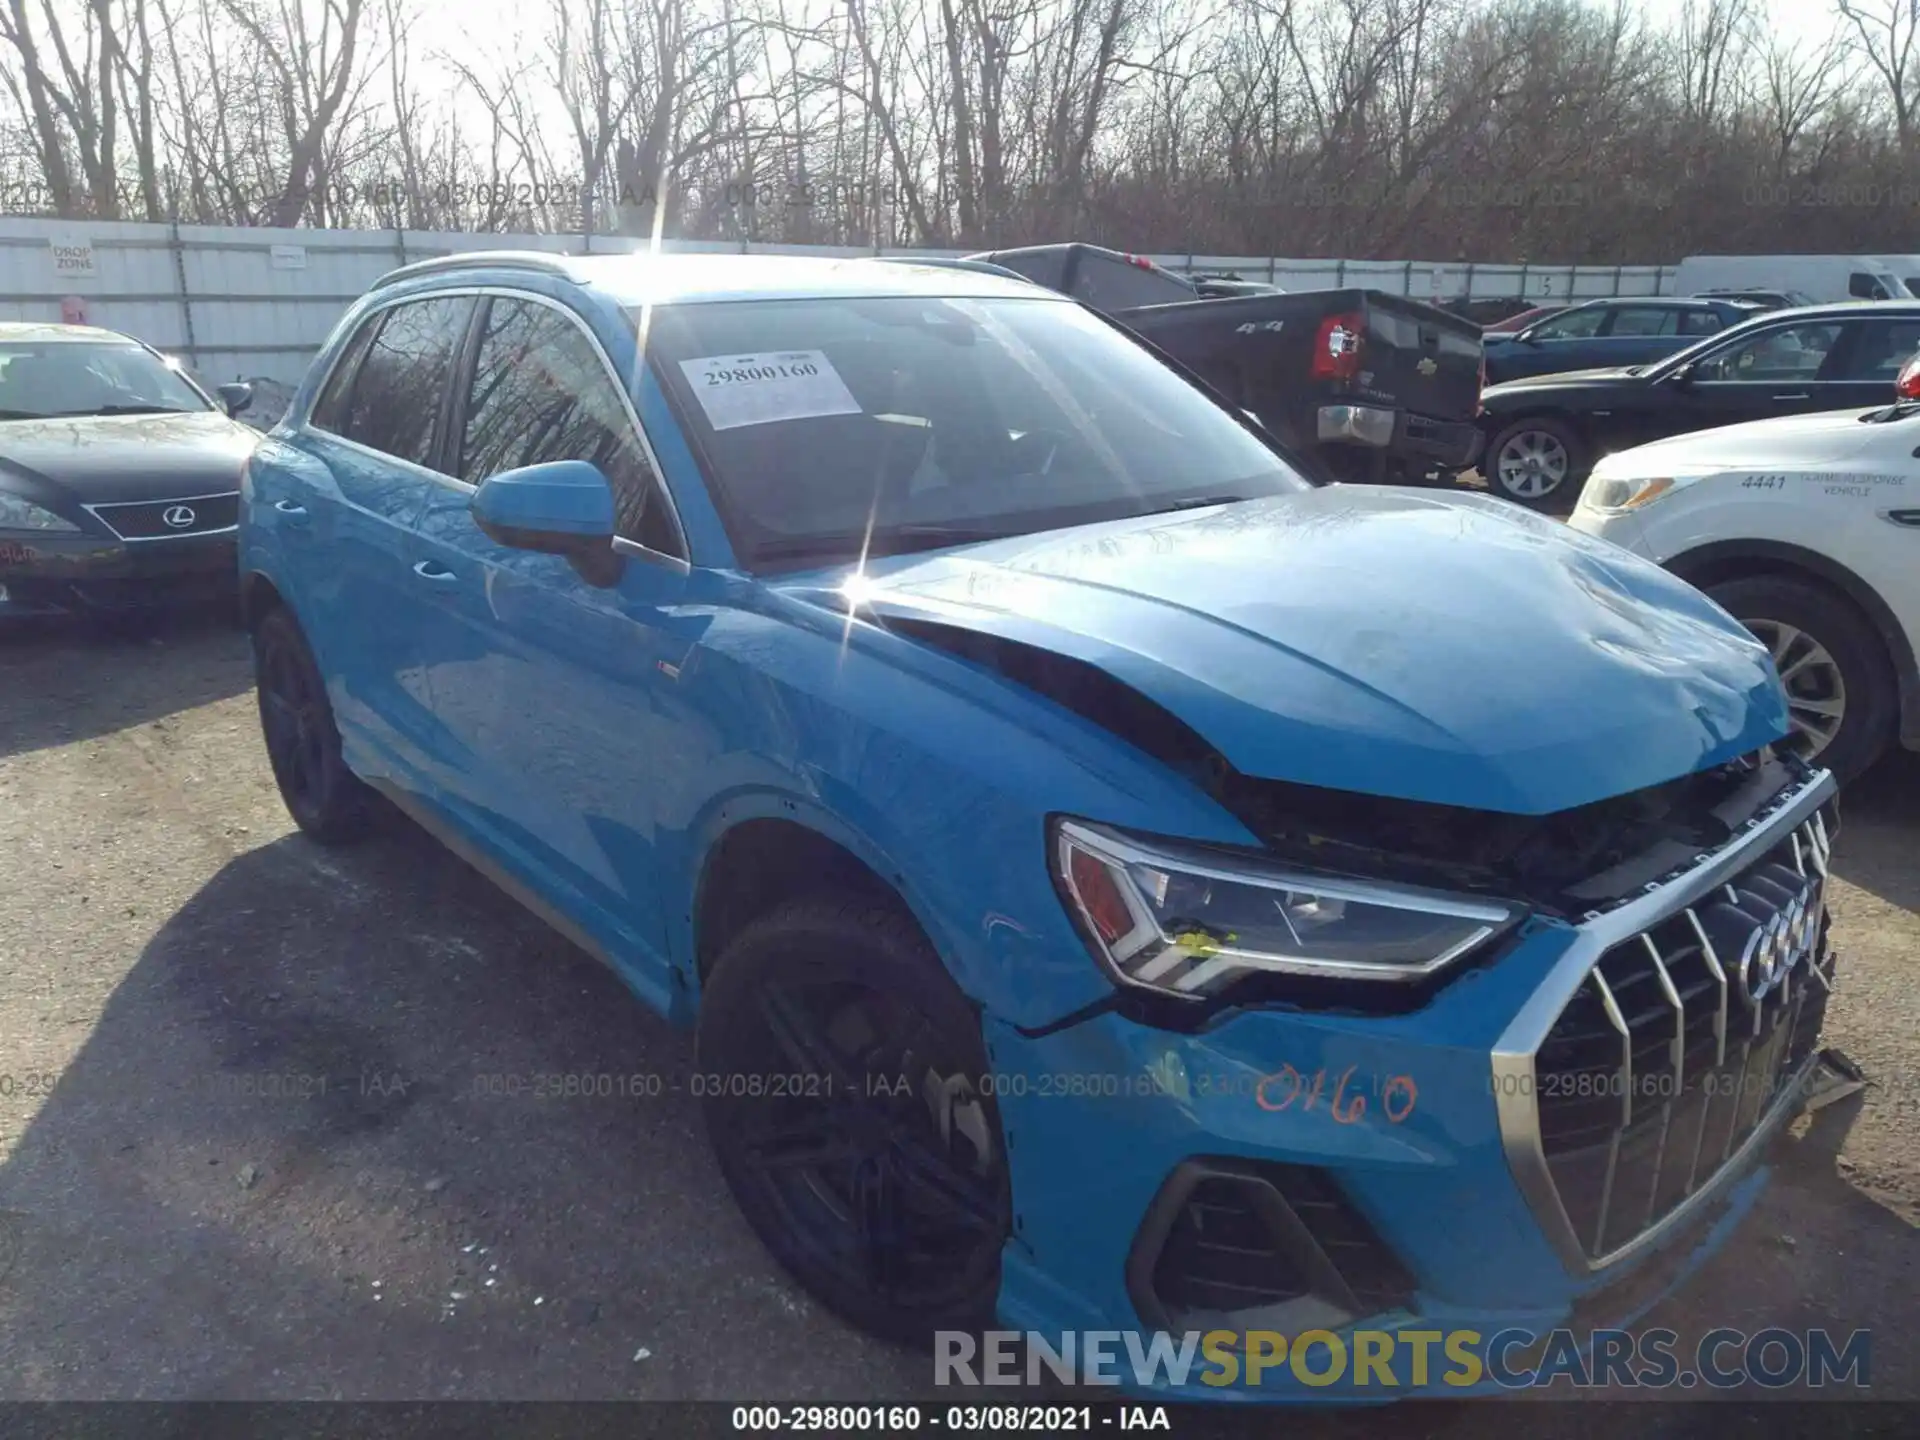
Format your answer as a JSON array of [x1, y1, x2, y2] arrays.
[[1254, 1064, 1418, 1124]]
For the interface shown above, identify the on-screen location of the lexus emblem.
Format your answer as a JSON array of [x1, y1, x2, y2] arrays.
[[161, 505, 197, 529], [1736, 881, 1820, 1007], [1417, 357, 1438, 376]]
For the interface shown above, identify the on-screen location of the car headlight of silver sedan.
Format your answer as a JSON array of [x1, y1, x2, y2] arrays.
[[0, 493, 80, 532], [1051, 818, 1521, 1002]]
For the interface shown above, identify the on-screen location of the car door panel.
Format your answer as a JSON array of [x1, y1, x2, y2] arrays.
[[407, 292, 694, 1000], [1659, 320, 1849, 442], [289, 296, 474, 788]]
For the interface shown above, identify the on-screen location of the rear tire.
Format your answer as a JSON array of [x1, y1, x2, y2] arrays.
[[697, 896, 1011, 1346], [1706, 574, 1896, 783], [252, 605, 375, 844], [1484, 416, 1588, 511]]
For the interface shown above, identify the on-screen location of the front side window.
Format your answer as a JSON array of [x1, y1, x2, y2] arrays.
[[1530, 306, 1606, 340], [460, 297, 678, 554], [1849, 273, 1891, 301], [1678, 310, 1725, 336], [642, 294, 1309, 571], [1693, 323, 1843, 382], [328, 297, 472, 469], [0, 341, 210, 420]]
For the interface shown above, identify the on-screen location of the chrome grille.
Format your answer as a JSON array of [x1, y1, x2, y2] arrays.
[[83, 491, 239, 541], [1492, 771, 1839, 1274]]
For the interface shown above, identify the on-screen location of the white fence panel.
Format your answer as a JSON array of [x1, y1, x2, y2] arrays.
[[0, 215, 1680, 387]]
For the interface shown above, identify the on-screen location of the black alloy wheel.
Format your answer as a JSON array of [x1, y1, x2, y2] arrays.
[[698, 899, 1012, 1344]]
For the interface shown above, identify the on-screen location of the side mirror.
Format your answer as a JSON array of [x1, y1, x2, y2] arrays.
[[216, 381, 253, 417], [471, 460, 617, 570], [1665, 361, 1695, 386]]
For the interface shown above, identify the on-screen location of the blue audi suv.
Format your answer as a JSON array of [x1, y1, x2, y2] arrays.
[[239, 250, 1839, 1398]]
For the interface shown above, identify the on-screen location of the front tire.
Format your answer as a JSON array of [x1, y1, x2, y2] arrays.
[[1707, 574, 1896, 783], [697, 897, 1012, 1345], [1484, 416, 1588, 510], [252, 605, 375, 843]]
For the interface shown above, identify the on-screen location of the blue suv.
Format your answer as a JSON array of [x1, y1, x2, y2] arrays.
[[240, 251, 1839, 1398]]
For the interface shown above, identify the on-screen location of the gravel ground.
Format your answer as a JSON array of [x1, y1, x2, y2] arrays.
[[0, 611, 1914, 1414]]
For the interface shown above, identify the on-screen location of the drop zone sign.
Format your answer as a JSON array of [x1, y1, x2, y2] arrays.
[[49, 235, 97, 280]]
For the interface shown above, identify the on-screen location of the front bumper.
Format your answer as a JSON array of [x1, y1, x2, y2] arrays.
[[0, 529, 237, 616], [985, 771, 1837, 1401]]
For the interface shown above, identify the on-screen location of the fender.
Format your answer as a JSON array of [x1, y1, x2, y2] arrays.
[[1666, 537, 1920, 749], [679, 785, 981, 1001]]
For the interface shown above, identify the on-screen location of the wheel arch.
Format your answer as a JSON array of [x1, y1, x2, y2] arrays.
[[1666, 538, 1920, 748], [685, 798, 964, 1002], [240, 569, 286, 630]]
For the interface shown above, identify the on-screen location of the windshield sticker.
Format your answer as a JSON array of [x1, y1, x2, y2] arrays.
[[679, 350, 862, 431]]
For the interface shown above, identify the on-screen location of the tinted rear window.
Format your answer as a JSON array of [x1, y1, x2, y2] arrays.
[[332, 297, 472, 469], [1069, 252, 1197, 311]]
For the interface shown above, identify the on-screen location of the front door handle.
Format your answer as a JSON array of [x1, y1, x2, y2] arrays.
[[412, 559, 458, 582], [1772, 392, 1811, 402], [273, 498, 309, 524]]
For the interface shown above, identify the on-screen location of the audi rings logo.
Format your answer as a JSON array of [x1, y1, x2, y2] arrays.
[[1736, 881, 1821, 1007], [161, 504, 197, 529]]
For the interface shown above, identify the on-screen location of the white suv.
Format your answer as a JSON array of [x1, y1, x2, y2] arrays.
[[1570, 366, 1920, 781]]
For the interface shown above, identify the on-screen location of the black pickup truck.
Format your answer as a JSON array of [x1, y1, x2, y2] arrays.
[[965, 243, 1486, 485]]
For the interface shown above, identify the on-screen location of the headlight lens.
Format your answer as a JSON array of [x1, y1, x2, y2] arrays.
[[0, 493, 79, 532], [1052, 819, 1520, 1001], [1579, 473, 1704, 513]]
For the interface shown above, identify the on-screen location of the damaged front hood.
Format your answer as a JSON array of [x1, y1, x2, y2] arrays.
[[817, 487, 1789, 815]]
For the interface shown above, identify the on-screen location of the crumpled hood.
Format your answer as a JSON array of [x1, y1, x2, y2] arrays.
[[814, 487, 1789, 816], [1592, 406, 1889, 475]]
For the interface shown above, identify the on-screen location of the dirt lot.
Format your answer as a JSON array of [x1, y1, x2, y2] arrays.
[[0, 611, 1915, 1412]]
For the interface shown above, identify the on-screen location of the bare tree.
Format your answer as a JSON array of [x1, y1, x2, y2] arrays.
[[1836, 0, 1918, 158]]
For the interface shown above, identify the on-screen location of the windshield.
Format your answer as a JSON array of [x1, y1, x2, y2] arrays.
[[0, 341, 210, 420], [641, 295, 1309, 571]]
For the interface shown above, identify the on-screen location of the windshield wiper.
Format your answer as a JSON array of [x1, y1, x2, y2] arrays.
[[756, 522, 1019, 564], [73, 404, 197, 417], [1861, 400, 1920, 423], [1147, 494, 1248, 515]]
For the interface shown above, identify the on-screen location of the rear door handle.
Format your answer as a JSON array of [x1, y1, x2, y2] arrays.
[[412, 559, 458, 582], [273, 498, 309, 524], [1772, 392, 1811, 401]]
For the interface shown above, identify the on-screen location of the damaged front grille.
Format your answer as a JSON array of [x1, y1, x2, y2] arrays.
[[1502, 782, 1839, 1271], [1216, 749, 1800, 918]]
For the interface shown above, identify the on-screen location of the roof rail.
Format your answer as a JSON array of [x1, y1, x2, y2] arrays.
[[368, 249, 580, 292]]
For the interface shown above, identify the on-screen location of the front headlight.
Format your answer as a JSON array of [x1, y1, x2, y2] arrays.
[[1578, 473, 1706, 514], [1052, 819, 1520, 1002], [0, 493, 79, 532]]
